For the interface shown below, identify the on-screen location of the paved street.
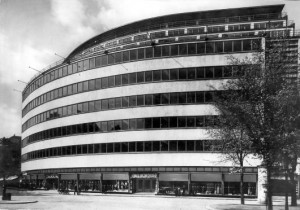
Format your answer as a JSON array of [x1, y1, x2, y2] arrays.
[[0, 189, 299, 210]]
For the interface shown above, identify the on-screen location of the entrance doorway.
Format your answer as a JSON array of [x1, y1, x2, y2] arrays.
[[136, 179, 156, 192]]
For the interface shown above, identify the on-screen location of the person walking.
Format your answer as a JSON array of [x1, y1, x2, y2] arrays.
[[74, 184, 78, 195]]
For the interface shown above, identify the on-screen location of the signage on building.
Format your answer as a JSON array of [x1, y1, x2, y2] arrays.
[[131, 173, 157, 179]]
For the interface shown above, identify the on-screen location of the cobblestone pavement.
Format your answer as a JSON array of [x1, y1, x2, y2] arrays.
[[0, 189, 299, 210]]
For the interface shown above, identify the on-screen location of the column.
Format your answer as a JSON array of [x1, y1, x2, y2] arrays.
[[188, 173, 191, 195], [155, 173, 159, 194], [221, 173, 225, 196], [257, 166, 267, 204], [99, 173, 103, 193], [58, 174, 61, 191], [76, 174, 80, 194]]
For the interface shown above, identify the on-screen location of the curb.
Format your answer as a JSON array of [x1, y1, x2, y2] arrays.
[[0, 200, 38, 204]]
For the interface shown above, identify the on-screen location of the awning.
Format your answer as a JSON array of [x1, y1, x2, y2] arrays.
[[103, 173, 129, 180], [191, 173, 222, 182], [159, 173, 188, 181]]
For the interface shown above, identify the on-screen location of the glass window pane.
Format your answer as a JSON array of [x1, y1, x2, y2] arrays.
[[170, 141, 177, 151], [187, 116, 195, 127], [83, 59, 89, 70], [224, 41, 233, 52], [130, 49, 137, 61], [129, 142, 136, 152], [89, 80, 95, 90], [153, 117, 160, 128], [78, 61, 83, 72], [171, 45, 178, 56], [188, 43, 196, 55], [161, 93, 169, 104], [153, 94, 161, 105], [137, 72, 145, 83], [108, 121, 115, 131], [170, 93, 178, 104], [154, 46, 161, 57], [101, 77, 108, 89], [137, 95, 145, 106], [115, 97, 122, 109], [196, 92, 204, 103], [233, 40, 242, 51], [205, 67, 214, 78], [179, 44, 187, 55], [129, 119, 136, 130], [206, 42, 214, 53], [145, 94, 153, 105], [115, 52, 121, 63], [137, 142, 143, 152], [138, 48, 145, 60], [102, 55, 108, 66], [122, 119, 129, 130], [144, 142, 152, 152], [178, 117, 186, 127], [170, 69, 179, 80], [136, 118, 144, 129], [187, 92, 195, 103], [214, 66, 223, 78], [179, 68, 187, 80], [145, 118, 152, 129], [162, 69, 170, 80], [102, 99, 108, 110], [162, 45, 170, 57], [197, 42, 205, 54], [161, 117, 169, 128], [153, 71, 161, 81], [145, 71, 153, 82], [129, 73, 137, 84], [89, 58, 95, 69], [215, 42, 223, 53], [187, 140, 195, 151], [95, 100, 101, 111], [95, 56, 101, 67], [145, 47, 153, 58], [122, 96, 129, 107], [95, 78, 101, 89], [122, 74, 129, 85], [161, 141, 168, 151], [129, 96, 137, 107], [178, 92, 186, 103], [108, 98, 115, 109]]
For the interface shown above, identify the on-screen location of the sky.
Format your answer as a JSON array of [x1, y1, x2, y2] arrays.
[[0, 0, 299, 138]]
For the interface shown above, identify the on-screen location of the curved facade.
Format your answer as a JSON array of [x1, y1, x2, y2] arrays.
[[21, 4, 297, 195]]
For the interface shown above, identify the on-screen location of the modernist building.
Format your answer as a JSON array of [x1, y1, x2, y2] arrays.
[[21, 4, 299, 196]]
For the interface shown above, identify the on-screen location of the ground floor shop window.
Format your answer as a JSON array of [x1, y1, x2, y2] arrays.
[[191, 182, 221, 195], [159, 181, 188, 195], [103, 180, 128, 192], [224, 182, 256, 195], [79, 180, 101, 192]]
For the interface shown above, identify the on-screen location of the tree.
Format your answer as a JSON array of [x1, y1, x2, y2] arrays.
[[211, 35, 300, 210], [0, 137, 21, 197]]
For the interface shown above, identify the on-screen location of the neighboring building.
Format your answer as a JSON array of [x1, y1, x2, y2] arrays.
[[21, 4, 299, 196]]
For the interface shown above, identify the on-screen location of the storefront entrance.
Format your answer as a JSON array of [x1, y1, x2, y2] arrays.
[[136, 179, 156, 192]]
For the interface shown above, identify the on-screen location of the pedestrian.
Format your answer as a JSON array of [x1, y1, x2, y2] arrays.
[[74, 184, 78, 195]]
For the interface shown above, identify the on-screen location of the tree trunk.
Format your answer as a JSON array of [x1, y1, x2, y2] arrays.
[[240, 164, 245, 205], [266, 166, 273, 210], [285, 169, 289, 210]]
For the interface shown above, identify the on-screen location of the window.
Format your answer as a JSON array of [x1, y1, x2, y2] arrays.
[[154, 46, 161, 57], [145, 47, 153, 58], [170, 93, 178, 104], [102, 55, 108, 66], [137, 72, 145, 83], [89, 58, 95, 69], [101, 77, 108, 89], [102, 99, 108, 110], [115, 52, 122, 63], [178, 117, 186, 127], [95, 100, 101, 111], [179, 44, 187, 55], [179, 68, 187, 80], [243, 39, 252, 51], [130, 49, 137, 61], [88, 80, 95, 90], [115, 97, 122, 108], [122, 119, 129, 130], [188, 43, 196, 55], [161, 117, 169, 128], [95, 57, 101, 67], [162, 69, 170, 80], [108, 53, 114, 64], [83, 59, 89, 70], [122, 74, 129, 85], [205, 67, 214, 78], [197, 42, 205, 54], [170, 69, 179, 80], [137, 142, 144, 152], [137, 95, 144, 106], [136, 118, 144, 129], [153, 71, 161, 81], [138, 48, 145, 60], [162, 45, 170, 57], [145, 71, 152, 82], [206, 42, 214, 53], [129, 73, 137, 84], [187, 140, 195, 151], [233, 40, 242, 51], [108, 76, 115, 87], [129, 119, 136, 129], [215, 42, 223, 53], [129, 142, 136, 152], [122, 97, 129, 107], [224, 41, 233, 52], [214, 66, 223, 78], [95, 78, 101, 89], [129, 96, 137, 107], [170, 141, 177, 151]]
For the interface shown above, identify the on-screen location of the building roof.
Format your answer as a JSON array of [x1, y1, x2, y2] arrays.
[[65, 4, 284, 62]]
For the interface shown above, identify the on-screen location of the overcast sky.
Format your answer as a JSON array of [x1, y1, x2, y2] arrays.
[[0, 0, 299, 138]]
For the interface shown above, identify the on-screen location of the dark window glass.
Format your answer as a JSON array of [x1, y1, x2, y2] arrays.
[[205, 67, 214, 78], [153, 117, 160, 128], [162, 45, 170, 57], [145, 71, 152, 82], [196, 92, 204, 103], [95, 100, 101, 111], [63, 66, 68, 76], [88, 123, 94, 133], [161, 141, 168, 151], [188, 43, 196, 54], [101, 77, 108, 89], [170, 69, 179, 80], [187, 92, 195, 103], [179, 68, 187, 80], [187, 68, 196, 79], [206, 42, 214, 53], [95, 122, 101, 132], [205, 92, 214, 102], [108, 76, 115, 87], [78, 61, 83, 72], [83, 59, 89, 70], [108, 53, 114, 64], [187, 140, 195, 151], [108, 121, 114, 131], [179, 44, 187, 55], [122, 119, 129, 130], [102, 55, 108, 66], [136, 118, 145, 129], [145, 47, 153, 58], [196, 116, 205, 127], [78, 83, 83, 93], [170, 45, 178, 56], [161, 93, 169, 104], [122, 96, 129, 107], [115, 75, 121, 86], [108, 98, 115, 109], [195, 141, 203, 151], [95, 78, 101, 89], [82, 123, 88, 133], [130, 49, 137, 61], [101, 144, 107, 153], [115, 97, 122, 108], [162, 69, 170, 80], [145, 118, 152, 129], [153, 141, 160, 151], [224, 41, 233, 52], [145, 94, 153, 105], [95, 57, 101, 67], [83, 102, 88, 113], [197, 42, 205, 54], [101, 122, 108, 132], [224, 66, 233, 77], [153, 70, 161, 81], [121, 142, 128, 152], [169, 117, 177, 128], [77, 145, 82, 154], [129, 142, 136, 152], [170, 93, 178, 104], [73, 63, 78, 73], [67, 65, 72, 75], [115, 52, 121, 63], [89, 80, 95, 90], [62, 87, 67, 96], [129, 96, 137, 107], [72, 84, 78, 94], [178, 92, 186, 103], [154, 46, 161, 57], [137, 95, 144, 106], [94, 144, 100, 153], [187, 116, 195, 127], [214, 66, 223, 78], [178, 117, 186, 127], [215, 42, 223, 53], [114, 120, 121, 130], [122, 74, 129, 85], [161, 117, 169, 128], [77, 124, 82, 133], [138, 48, 145, 60], [129, 73, 137, 84], [233, 40, 242, 51], [137, 72, 145, 83], [153, 94, 161, 105], [89, 58, 95, 69], [137, 142, 144, 152], [67, 85, 73, 95], [243, 39, 252, 51], [102, 99, 108, 110], [170, 141, 177, 151], [144, 142, 152, 152], [107, 143, 113, 153], [129, 119, 136, 130]]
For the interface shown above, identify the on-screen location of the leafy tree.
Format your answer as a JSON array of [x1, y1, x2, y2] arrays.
[[211, 36, 300, 210], [0, 137, 21, 197]]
